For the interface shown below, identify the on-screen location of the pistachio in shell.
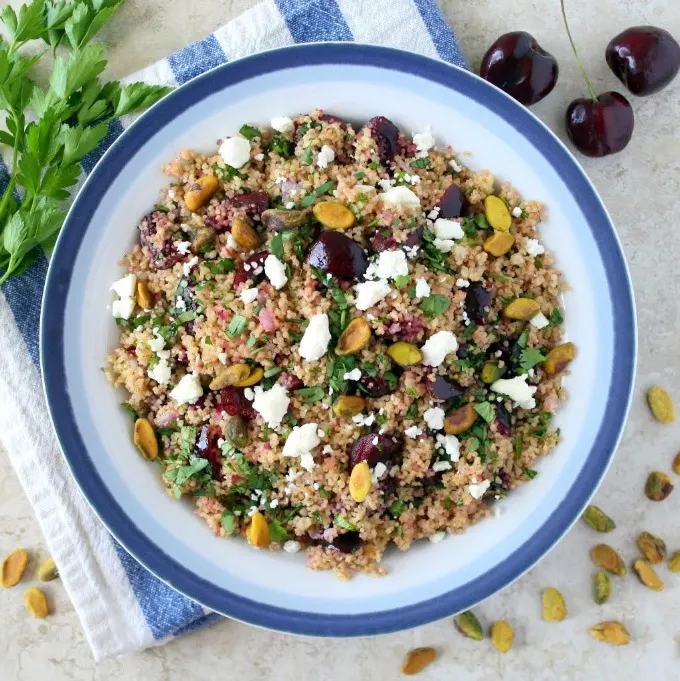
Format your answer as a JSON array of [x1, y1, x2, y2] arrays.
[[38, 558, 59, 582], [133, 418, 159, 461], [191, 227, 216, 254], [637, 531, 667, 564], [24, 587, 49, 618], [136, 280, 154, 309], [542, 587, 567, 622], [262, 208, 306, 231], [333, 395, 366, 419], [582, 505, 616, 533], [1, 548, 28, 588], [246, 512, 270, 548], [590, 621, 631, 646], [667, 551, 680, 573], [454, 610, 483, 640], [490, 620, 514, 653], [632, 559, 664, 591], [673, 451, 680, 475], [336, 318, 371, 356], [184, 174, 218, 212], [591, 544, 627, 576], [593, 571, 611, 605], [646, 385, 675, 423], [230, 215, 262, 250], [349, 461, 372, 502], [645, 471, 674, 501], [401, 647, 437, 675]]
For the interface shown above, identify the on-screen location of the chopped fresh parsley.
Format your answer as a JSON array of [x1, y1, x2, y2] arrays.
[[523, 467, 538, 479], [268, 519, 288, 542], [334, 514, 357, 531], [206, 258, 235, 275], [388, 500, 405, 518], [421, 294, 451, 318], [239, 124, 262, 139], [318, 486, 330, 499], [474, 212, 491, 230], [548, 308, 564, 327], [420, 228, 453, 273], [473, 401, 496, 423], [406, 403, 419, 420], [514, 434, 523, 460], [461, 323, 477, 340], [176, 310, 197, 324], [294, 386, 325, 404], [534, 411, 553, 438], [221, 511, 236, 534], [301, 179, 336, 207], [299, 145, 314, 166], [519, 347, 546, 372], [129, 313, 150, 329], [354, 171, 366, 179], [120, 402, 138, 420], [264, 367, 281, 378], [227, 314, 248, 338], [394, 274, 410, 290], [268, 132, 294, 158], [270, 232, 285, 259], [327, 355, 359, 394], [410, 157, 430, 169]]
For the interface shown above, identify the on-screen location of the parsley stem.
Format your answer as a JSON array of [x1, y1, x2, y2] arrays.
[[0, 113, 22, 228]]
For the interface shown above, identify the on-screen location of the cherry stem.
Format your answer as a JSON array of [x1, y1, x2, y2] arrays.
[[560, 0, 598, 102]]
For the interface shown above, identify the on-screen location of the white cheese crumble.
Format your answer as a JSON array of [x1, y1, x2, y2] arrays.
[[379, 185, 421, 209], [354, 280, 391, 310], [372, 462, 388, 483], [414, 278, 430, 298], [427, 207, 441, 220], [264, 254, 288, 290], [298, 313, 332, 361], [316, 144, 335, 169], [170, 373, 203, 405], [467, 479, 491, 500], [423, 406, 445, 431], [217, 352, 227, 365], [299, 453, 316, 472], [111, 273, 137, 298], [147, 331, 166, 353], [252, 383, 290, 427], [404, 425, 423, 439], [148, 358, 171, 385], [413, 129, 435, 152], [375, 250, 408, 280], [525, 238, 545, 257], [436, 434, 461, 461], [283, 540, 301, 553], [429, 531, 446, 543], [490, 375, 537, 410], [183, 256, 199, 276], [271, 116, 294, 133], [244, 387, 255, 401], [530, 312, 549, 329], [282, 422, 320, 460], [512, 206, 523, 218], [240, 287, 259, 305], [285, 201, 295, 209], [176, 241, 192, 255], [219, 135, 251, 168], [432, 218, 464, 240], [352, 412, 375, 427], [432, 460, 452, 472], [421, 331, 458, 367], [111, 297, 135, 320], [449, 159, 463, 172], [455, 278, 470, 288], [433, 238, 455, 253], [226, 233, 241, 250], [343, 368, 362, 381]]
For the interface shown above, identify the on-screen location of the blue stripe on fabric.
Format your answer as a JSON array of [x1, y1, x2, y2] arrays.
[[82, 119, 125, 175], [413, 0, 467, 68], [167, 35, 228, 85], [275, 0, 353, 43], [113, 542, 207, 640]]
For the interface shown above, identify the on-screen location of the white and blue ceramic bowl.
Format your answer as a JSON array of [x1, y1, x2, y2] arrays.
[[41, 44, 636, 636]]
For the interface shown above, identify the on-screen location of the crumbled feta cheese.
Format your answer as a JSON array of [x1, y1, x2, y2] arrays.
[[316, 144, 335, 169], [176, 241, 192, 255], [421, 331, 458, 367], [299, 452, 316, 472], [219, 135, 251, 168], [147, 331, 166, 353], [491, 375, 537, 410], [436, 434, 461, 461], [379, 185, 421, 209], [432, 218, 464, 240], [298, 313, 332, 361], [226, 233, 241, 250], [467, 479, 491, 499], [271, 116, 294, 133], [413, 129, 435, 151], [283, 423, 320, 460], [322, 445, 333, 454], [175, 297, 187, 312], [252, 383, 290, 427], [375, 250, 408, 280], [372, 462, 387, 483], [343, 368, 362, 381], [111, 297, 135, 320], [433, 238, 454, 253], [427, 207, 441, 221], [404, 425, 423, 439], [432, 460, 452, 472], [283, 540, 301, 553], [352, 412, 375, 427], [449, 159, 462, 172], [110, 273, 137, 298], [254, 153, 265, 161], [240, 287, 259, 305], [423, 406, 445, 431], [414, 278, 430, 298], [354, 280, 391, 310], [285, 201, 295, 209], [530, 312, 549, 329], [170, 373, 203, 405], [525, 238, 545, 257], [512, 206, 523, 218], [148, 358, 171, 385], [355, 184, 376, 193], [429, 531, 446, 543], [183, 256, 199, 276], [455, 278, 470, 288], [217, 352, 228, 365], [244, 387, 255, 401], [264, 254, 288, 289], [157, 350, 170, 360]]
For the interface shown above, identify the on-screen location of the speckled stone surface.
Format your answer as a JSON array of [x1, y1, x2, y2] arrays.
[[1, 1, 680, 678]]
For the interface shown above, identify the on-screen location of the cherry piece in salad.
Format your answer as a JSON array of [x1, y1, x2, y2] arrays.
[[479, 31, 559, 106], [606, 26, 680, 97]]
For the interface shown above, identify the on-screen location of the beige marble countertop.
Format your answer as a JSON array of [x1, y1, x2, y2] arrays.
[[2, 0, 680, 679]]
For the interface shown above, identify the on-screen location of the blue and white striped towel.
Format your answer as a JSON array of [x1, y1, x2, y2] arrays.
[[0, 0, 466, 660]]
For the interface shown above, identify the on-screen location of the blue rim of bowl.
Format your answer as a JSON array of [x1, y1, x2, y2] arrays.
[[41, 43, 636, 636]]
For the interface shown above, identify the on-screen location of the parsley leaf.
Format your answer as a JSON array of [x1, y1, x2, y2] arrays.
[[120, 401, 137, 420], [299, 145, 313, 166], [206, 258, 235, 274], [520, 347, 546, 371], [388, 500, 405, 518], [421, 294, 451, 318], [294, 386, 325, 404], [334, 514, 357, 531], [548, 308, 563, 327], [473, 401, 496, 423], [221, 511, 236, 534], [270, 232, 284, 259], [227, 314, 248, 338], [405, 403, 419, 420], [523, 467, 538, 479], [269, 132, 293, 158], [239, 124, 262, 139], [410, 157, 430, 169], [394, 274, 410, 289], [268, 519, 288, 541]]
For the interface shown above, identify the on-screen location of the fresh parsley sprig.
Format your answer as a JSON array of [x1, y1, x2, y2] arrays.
[[0, 0, 173, 283]]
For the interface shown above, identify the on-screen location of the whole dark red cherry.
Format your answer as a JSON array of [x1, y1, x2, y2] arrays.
[[480, 31, 559, 105], [606, 26, 680, 96], [566, 92, 634, 157]]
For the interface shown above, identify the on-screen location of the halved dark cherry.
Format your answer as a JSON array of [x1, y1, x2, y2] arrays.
[[365, 116, 400, 165]]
